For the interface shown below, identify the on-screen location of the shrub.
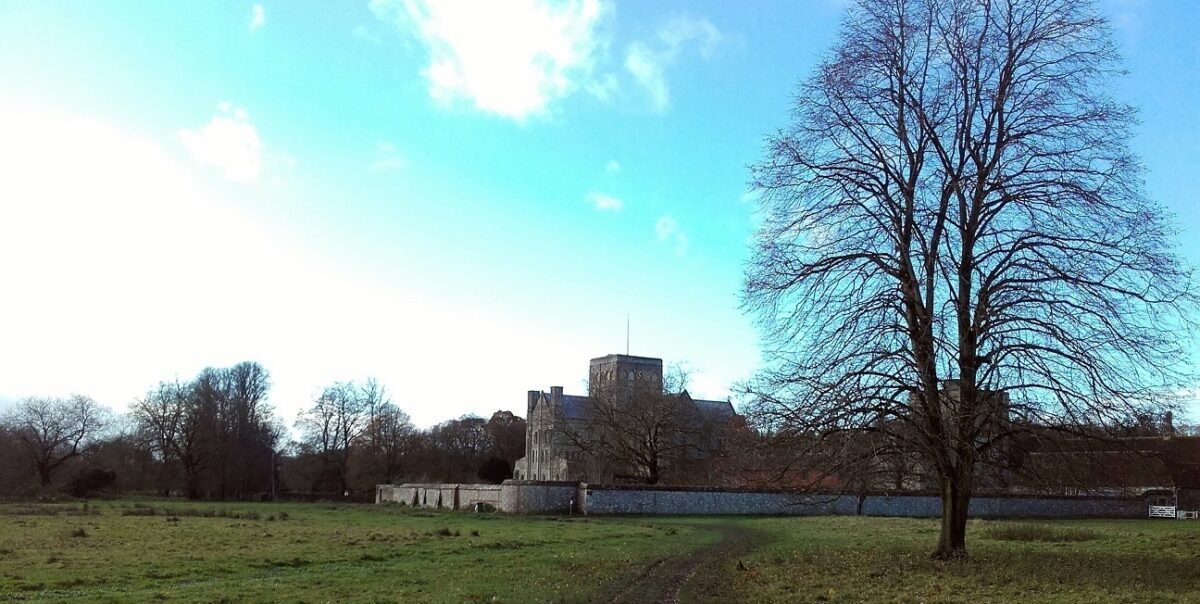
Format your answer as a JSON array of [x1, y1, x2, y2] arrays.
[[68, 468, 116, 498]]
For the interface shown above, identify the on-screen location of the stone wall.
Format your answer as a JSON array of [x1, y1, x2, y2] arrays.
[[499, 480, 581, 514], [376, 481, 1148, 519], [376, 483, 501, 510], [582, 486, 1145, 518]]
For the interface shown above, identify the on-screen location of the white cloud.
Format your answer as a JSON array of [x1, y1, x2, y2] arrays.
[[370, 140, 406, 172], [587, 191, 623, 211], [625, 15, 720, 112], [605, 159, 620, 173], [250, 4, 265, 31], [625, 44, 668, 110], [371, 0, 609, 120], [179, 103, 263, 183], [655, 214, 688, 257], [585, 72, 619, 102], [657, 15, 721, 57]]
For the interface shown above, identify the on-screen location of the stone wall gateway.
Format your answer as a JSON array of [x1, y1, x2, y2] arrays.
[[376, 480, 1147, 519]]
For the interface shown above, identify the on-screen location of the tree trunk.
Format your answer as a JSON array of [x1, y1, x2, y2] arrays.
[[933, 473, 970, 559], [183, 462, 201, 499], [37, 463, 53, 487]]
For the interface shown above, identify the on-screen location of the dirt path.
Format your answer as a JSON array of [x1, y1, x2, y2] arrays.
[[598, 522, 766, 604]]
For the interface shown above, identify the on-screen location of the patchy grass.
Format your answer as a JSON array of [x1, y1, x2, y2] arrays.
[[3, 501, 1200, 603], [728, 516, 1200, 603], [0, 499, 709, 603], [981, 521, 1100, 543]]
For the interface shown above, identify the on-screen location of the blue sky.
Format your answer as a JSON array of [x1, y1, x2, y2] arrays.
[[0, 0, 1196, 427]]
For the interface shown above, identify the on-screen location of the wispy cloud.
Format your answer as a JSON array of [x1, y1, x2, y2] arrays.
[[625, 16, 720, 112], [353, 25, 382, 44], [370, 140, 406, 172], [656, 214, 688, 257], [605, 159, 620, 173], [179, 102, 262, 183], [370, 0, 609, 121], [587, 191, 623, 211], [250, 4, 265, 31]]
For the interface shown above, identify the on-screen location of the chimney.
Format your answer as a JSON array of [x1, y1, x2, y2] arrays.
[[550, 386, 563, 405], [527, 390, 540, 419]]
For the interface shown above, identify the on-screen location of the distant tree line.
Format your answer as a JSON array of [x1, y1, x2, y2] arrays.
[[0, 362, 526, 500]]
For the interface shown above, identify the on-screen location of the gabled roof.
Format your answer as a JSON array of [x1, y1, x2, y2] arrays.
[[692, 398, 736, 422], [534, 388, 738, 424], [560, 395, 590, 420]]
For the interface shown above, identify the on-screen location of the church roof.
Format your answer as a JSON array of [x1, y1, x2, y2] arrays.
[[559, 394, 591, 420], [692, 398, 736, 422]]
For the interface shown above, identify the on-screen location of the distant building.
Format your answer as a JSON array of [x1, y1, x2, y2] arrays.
[[513, 354, 736, 482]]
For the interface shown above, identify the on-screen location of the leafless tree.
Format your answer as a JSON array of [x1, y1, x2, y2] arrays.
[[130, 380, 192, 495], [3, 395, 109, 487], [744, 0, 1195, 558], [560, 364, 711, 484], [360, 402, 416, 484], [296, 380, 373, 493], [131, 362, 279, 500], [428, 415, 492, 482]]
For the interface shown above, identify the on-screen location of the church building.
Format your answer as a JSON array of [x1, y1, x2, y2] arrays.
[[513, 354, 737, 482]]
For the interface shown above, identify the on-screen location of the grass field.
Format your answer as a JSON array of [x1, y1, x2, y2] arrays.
[[1, 500, 1199, 603], [730, 516, 1200, 603]]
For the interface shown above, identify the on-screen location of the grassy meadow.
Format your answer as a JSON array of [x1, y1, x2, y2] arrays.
[[1, 499, 1199, 602], [0, 499, 713, 603], [729, 516, 1200, 603]]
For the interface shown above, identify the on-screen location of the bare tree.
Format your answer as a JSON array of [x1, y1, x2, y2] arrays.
[[3, 395, 109, 487], [744, 0, 1195, 558], [130, 380, 191, 496], [429, 415, 492, 482], [360, 402, 416, 484], [296, 380, 371, 494], [561, 364, 709, 484], [131, 363, 279, 500]]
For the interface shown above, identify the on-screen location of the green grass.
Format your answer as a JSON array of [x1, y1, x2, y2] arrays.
[[980, 522, 1100, 543], [0, 499, 711, 603], [3, 501, 1200, 603], [728, 516, 1200, 603]]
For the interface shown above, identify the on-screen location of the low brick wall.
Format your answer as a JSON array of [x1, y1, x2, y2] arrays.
[[376, 481, 1146, 519]]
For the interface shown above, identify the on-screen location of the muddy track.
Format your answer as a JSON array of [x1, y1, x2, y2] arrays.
[[597, 523, 766, 604]]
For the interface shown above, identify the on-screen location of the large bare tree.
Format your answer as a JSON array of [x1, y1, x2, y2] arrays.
[[744, 0, 1195, 558], [3, 395, 109, 487]]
